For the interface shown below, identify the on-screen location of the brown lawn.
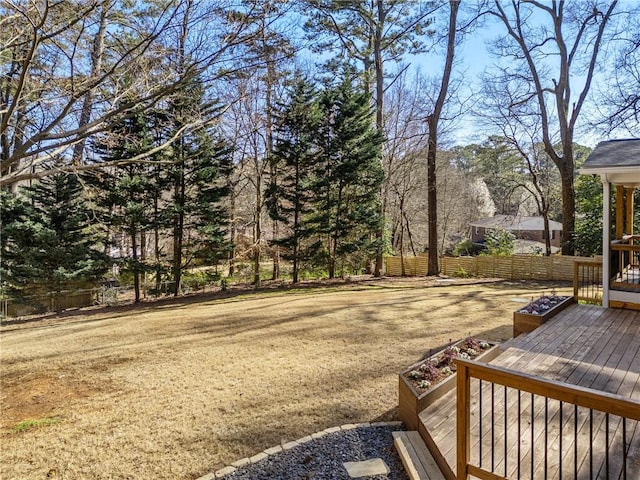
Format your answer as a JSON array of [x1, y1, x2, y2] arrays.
[[0, 278, 571, 479]]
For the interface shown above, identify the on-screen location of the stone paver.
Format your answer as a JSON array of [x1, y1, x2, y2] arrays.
[[281, 440, 300, 450], [230, 457, 250, 468], [343, 458, 390, 478], [324, 426, 342, 434], [249, 452, 268, 463], [213, 465, 236, 478], [263, 445, 282, 455]]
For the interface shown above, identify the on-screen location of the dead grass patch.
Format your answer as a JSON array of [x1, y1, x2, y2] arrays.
[[0, 279, 570, 479]]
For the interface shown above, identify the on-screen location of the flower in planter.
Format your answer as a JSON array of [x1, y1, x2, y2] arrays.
[[403, 337, 495, 393], [418, 380, 431, 389], [442, 346, 459, 366], [517, 295, 569, 315], [418, 360, 440, 381], [462, 337, 481, 351]]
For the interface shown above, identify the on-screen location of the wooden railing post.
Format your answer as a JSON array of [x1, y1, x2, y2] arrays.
[[457, 360, 471, 480], [573, 261, 579, 300]]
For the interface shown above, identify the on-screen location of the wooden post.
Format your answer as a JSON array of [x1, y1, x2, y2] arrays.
[[616, 185, 625, 239], [573, 261, 579, 300], [626, 187, 634, 236], [603, 180, 611, 307], [457, 361, 471, 480]]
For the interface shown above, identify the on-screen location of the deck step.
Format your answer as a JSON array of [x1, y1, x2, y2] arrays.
[[392, 431, 445, 480]]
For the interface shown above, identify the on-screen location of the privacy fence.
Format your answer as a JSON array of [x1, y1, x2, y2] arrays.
[[385, 255, 602, 282], [0, 279, 222, 319], [1, 288, 99, 318]]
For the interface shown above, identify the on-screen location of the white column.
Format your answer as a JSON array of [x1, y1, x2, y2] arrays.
[[602, 177, 610, 307]]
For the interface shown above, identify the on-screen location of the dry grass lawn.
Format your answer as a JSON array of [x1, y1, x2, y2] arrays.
[[0, 278, 571, 479]]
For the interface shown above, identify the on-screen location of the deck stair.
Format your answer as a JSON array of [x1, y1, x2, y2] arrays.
[[392, 431, 446, 480]]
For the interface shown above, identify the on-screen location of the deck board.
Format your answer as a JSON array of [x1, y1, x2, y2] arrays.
[[418, 304, 640, 479]]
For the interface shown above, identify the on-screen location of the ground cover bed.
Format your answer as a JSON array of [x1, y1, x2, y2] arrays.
[[0, 278, 571, 479]]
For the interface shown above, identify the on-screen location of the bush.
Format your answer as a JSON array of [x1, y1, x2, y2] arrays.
[[452, 267, 471, 278], [452, 239, 480, 256], [484, 228, 515, 256], [181, 269, 221, 291]]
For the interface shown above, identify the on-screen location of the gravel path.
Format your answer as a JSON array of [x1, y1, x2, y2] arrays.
[[222, 424, 409, 480]]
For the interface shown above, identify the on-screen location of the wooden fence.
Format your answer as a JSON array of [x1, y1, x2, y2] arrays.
[[385, 255, 602, 282], [384, 255, 429, 276], [1, 289, 99, 318]]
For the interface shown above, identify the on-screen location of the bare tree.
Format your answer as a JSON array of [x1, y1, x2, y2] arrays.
[[0, 0, 258, 188], [487, 0, 622, 254], [477, 75, 563, 255], [425, 0, 460, 275], [594, 21, 640, 135], [221, 2, 298, 286], [383, 72, 429, 269]]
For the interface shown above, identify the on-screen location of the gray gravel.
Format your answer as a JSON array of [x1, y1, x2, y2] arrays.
[[223, 424, 409, 480]]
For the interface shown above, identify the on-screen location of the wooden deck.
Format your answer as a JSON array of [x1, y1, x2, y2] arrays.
[[419, 304, 640, 479]]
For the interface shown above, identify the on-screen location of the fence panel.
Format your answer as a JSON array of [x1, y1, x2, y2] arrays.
[[1, 289, 99, 318], [384, 256, 429, 276], [396, 255, 604, 282]]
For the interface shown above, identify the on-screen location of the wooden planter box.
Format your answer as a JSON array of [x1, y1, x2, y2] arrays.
[[513, 296, 575, 337], [398, 341, 500, 431]]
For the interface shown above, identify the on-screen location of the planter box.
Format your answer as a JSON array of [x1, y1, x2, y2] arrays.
[[513, 296, 575, 337], [398, 340, 500, 431]]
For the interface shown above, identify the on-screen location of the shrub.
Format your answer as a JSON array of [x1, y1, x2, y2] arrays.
[[452, 239, 479, 256], [484, 228, 515, 256]]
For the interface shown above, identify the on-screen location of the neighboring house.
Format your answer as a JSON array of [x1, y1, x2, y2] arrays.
[[470, 215, 563, 252]]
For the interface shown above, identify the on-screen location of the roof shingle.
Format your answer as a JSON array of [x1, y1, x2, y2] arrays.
[[581, 138, 640, 169]]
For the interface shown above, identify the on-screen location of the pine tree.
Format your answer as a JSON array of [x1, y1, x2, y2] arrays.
[[89, 109, 158, 303], [312, 74, 385, 278], [189, 133, 234, 267], [1, 174, 108, 311], [267, 76, 322, 283], [164, 78, 233, 295]]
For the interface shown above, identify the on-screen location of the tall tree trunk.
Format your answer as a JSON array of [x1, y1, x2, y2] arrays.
[[253, 170, 262, 287], [559, 161, 576, 255], [228, 186, 236, 277], [172, 165, 185, 296], [373, 0, 386, 277], [265, 57, 280, 281], [542, 213, 551, 256], [426, 0, 459, 276], [154, 196, 162, 296], [132, 230, 140, 303], [426, 127, 438, 275], [140, 230, 146, 298], [171, 0, 191, 297]]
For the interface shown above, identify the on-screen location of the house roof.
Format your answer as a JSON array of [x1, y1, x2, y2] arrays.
[[580, 138, 640, 186], [470, 215, 563, 231]]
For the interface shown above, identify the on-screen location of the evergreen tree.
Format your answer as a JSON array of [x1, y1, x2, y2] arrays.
[[89, 109, 158, 303], [267, 76, 322, 283], [312, 74, 385, 278], [164, 78, 233, 295], [189, 133, 234, 267], [1, 174, 108, 311]]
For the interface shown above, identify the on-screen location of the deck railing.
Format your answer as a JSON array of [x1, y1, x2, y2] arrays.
[[611, 236, 640, 291], [573, 261, 603, 305], [456, 359, 640, 480]]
